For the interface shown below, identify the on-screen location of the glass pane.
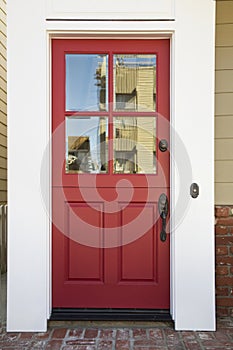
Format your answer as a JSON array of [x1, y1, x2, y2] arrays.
[[113, 55, 156, 111], [114, 117, 156, 174], [66, 54, 108, 111], [66, 117, 108, 173]]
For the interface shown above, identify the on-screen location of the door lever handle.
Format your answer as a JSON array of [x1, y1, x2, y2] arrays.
[[158, 193, 169, 242]]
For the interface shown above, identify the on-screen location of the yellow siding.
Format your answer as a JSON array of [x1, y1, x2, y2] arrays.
[[0, 0, 7, 203], [215, 0, 233, 204]]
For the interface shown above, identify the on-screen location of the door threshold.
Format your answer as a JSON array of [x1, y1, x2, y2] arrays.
[[50, 308, 172, 321]]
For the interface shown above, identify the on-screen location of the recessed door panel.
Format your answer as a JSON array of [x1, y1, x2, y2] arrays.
[[66, 203, 104, 281], [119, 203, 157, 282]]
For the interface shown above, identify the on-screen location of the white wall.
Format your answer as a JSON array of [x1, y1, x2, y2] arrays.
[[7, 0, 215, 331]]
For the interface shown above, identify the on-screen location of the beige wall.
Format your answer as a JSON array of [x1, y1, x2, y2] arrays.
[[215, 0, 233, 204], [0, 0, 7, 203], [0, 0, 230, 205]]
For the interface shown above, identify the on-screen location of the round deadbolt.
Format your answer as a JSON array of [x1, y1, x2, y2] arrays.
[[159, 139, 168, 152]]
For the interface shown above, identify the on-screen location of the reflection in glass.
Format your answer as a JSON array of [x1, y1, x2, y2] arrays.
[[114, 117, 156, 174], [66, 54, 108, 111], [113, 55, 156, 112], [66, 117, 108, 173]]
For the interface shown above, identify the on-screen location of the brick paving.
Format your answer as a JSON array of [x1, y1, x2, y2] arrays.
[[0, 317, 232, 349]]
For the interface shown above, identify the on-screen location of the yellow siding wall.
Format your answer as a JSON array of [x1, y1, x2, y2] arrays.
[[0, 0, 7, 203], [215, 0, 233, 204], [0, 1, 231, 205]]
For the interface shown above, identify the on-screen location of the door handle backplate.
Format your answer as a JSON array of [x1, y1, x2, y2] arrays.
[[158, 193, 169, 242]]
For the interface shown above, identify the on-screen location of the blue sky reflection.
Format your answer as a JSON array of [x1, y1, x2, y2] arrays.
[[66, 54, 108, 111]]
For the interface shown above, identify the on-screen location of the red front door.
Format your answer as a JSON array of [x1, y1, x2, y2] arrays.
[[52, 39, 170, 309]]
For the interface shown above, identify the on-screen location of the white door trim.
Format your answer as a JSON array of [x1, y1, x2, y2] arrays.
[[7, 0, 215, 331]]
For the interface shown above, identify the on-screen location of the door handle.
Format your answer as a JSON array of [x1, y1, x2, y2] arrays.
[[158, 193, 169, 242]]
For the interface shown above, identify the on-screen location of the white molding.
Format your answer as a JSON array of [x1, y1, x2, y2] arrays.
[[46, 34, 52, 320], [46, 0, 175, 20], [7, 0, 215, 331]]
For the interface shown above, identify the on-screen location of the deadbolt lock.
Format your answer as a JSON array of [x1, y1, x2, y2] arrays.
[[159, 139, 168, 152], [190, 183, 199, 198]]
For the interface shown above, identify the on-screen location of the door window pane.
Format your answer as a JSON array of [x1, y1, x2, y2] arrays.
[[113, 55, 156, 111], [66, 54, 108, 111], [113, 117, 156, 174], [66, 117, 108, 173]]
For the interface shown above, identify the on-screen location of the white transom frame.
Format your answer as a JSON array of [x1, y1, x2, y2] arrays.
[[46, 0, 175, 20]]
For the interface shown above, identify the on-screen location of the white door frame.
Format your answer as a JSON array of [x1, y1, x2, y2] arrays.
[[7, 0, 216, 331]]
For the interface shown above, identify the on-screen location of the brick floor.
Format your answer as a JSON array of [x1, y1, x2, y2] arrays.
[[0, 317, 232, 349]]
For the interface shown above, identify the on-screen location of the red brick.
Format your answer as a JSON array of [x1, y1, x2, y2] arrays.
[[216, 266, 229, 276], [216, 236, 233, 245], [216, 256, 233, 265], [216, 287, 229, 296], [45, 340, 63, 350], [134, 339, 160, 346], [66, 339, 96, 346], [217, 297, 233, 306], [63, 346, 95, 350], [217, 317, 233, 328], [67, 328, 84, 339], [1, 333, 20, 341], [28, 340, 47, 349], [179, 332, 196, 341], [216, 247, 228, 256], [206, 344, 232, 349], [84, 329, 98, 339], [34, 331, 52, 340], [18, 333, 34, 340], [230, 247, 233, 255], [116, 329, 130, 340], [215, 225, 228, 235], [148, 329, 164, 340], [132, 328, 148, 339], [215, 207, 230, 218], [217, 307, 230, 316], [98, 340, 113, 349], [99, 329, 115, 339], [164, 328, 180, 340], [0, 343, 23, 349], [216, 217, 233, 226], [216, 276, 233, 286], [184, 340, 202, 350], [215, 330, 231, 341], [231, 267, 233, 274], [202, 340, 233, 347], [216, 266, 229, 275], [115, 340, 130, 349], [52, 328, 67, 339], [197, 332, 215, 340], [229, 227, 233, 234]]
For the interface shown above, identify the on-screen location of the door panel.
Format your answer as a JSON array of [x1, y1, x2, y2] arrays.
[[119, 205, 156, 282], [52, 39, 170, 310]]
